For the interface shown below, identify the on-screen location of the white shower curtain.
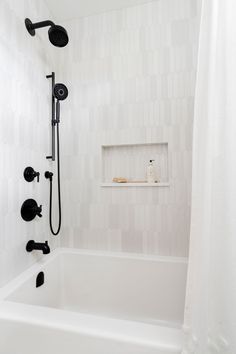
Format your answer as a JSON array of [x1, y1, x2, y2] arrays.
[[183, 0, 236, 353]]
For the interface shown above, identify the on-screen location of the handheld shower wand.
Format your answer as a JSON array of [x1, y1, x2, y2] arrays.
[[45, 73, 68, 236]]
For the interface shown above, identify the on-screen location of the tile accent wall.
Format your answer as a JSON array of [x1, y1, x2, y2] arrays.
[[58, 0, 201, 256], [0, 0, 60, 286]]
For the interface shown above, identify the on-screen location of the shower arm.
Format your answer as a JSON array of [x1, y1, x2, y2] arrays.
[[26, 20, 54, 32], [46, 72, 56, 161], [30, 20, 54, 30]]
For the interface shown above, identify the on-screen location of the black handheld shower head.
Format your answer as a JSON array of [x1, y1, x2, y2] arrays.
[[25, 18, 69, 48], [53, 83, 68, 101], [53, 83, 68, 124]]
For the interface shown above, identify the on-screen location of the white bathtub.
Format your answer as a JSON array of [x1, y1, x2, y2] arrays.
[[0, 248, 187, 354]]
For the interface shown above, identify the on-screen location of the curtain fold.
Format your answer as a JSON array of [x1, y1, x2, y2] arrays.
[[182, 0, 236, 353]]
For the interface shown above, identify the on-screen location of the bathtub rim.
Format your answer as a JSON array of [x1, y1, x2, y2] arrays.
[[0, 300, 184, 352]]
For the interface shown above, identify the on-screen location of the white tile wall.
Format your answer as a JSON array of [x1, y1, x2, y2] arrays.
[[58, 0, 201, 257], [0, 0, 201, 286], [0, 0, 61, 286]]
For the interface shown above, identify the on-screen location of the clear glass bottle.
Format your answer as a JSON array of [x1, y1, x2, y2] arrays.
[[147, 160, 155, 183]]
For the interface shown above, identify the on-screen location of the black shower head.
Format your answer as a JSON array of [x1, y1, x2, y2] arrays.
[[25, 18, 69, 48], [48, 25, 69, 48], [53, 83, 68, 101]]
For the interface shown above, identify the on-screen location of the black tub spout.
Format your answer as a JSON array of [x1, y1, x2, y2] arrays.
[[26, 240, 50, 255]]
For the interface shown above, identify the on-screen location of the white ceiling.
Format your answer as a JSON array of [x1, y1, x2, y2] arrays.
[[45, 0, 154, 22]]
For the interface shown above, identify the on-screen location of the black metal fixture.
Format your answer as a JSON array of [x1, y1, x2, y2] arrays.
[[45, 171, 53, 180], [25, 18, 69, 47], [45, 170, 61, 235], [46, 73, 68, 161], [54, 83, 68, 102], [24, 167, 40, 182], [36, 272, 45, 288], [45, 73, 68, 236], [46, 72, 56, 161], [21, 199, 42, 221], [26, 240, 50, 254]]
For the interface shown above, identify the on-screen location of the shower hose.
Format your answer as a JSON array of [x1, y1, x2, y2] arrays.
[[49, 123, 61, 235]]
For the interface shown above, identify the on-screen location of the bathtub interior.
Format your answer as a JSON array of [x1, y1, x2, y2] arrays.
[[5, 250, 187, 328]]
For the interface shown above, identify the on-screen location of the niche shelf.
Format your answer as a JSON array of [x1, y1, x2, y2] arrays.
[[101, 182, 170, 187], [101, 143, 169, 187]]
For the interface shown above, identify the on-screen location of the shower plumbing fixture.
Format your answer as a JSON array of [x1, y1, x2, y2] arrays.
[[26, 240, 50, 255], [24, 166, 40, 182], [46, 73, 68, 161], [25, 18, 69, 47], [21, 199, 42, 221], [36, 272, 45, 288], [45, 72, 68, 236], [45, 171, 53, 181]]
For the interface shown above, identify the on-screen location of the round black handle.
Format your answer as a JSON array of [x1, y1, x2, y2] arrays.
[[24, 167, 40, 183], [21, 199, 43, 221]]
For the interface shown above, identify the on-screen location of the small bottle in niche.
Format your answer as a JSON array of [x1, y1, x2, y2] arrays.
[[147, 160, 155, 183]]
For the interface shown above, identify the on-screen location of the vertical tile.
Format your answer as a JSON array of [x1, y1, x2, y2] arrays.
[[58, 0, 201, 259]]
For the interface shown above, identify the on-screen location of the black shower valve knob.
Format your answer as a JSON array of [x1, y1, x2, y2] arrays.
[[24, 167, 40, 182], [21, 199, 43, 222]]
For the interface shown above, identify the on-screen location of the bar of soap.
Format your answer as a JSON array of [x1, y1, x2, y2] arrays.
[[112, 177, 128, 183]]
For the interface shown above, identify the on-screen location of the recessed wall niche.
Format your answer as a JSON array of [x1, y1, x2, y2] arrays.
[[101, 143, 169, 187]]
